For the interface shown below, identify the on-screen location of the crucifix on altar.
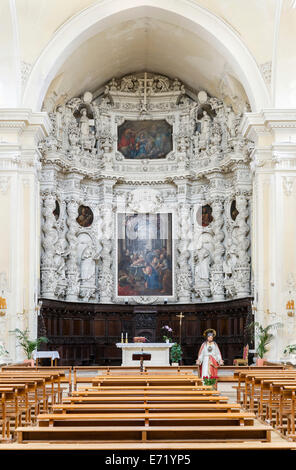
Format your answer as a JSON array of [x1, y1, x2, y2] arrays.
[[176, 311, 185, 345], [176, 312, 184, 365]]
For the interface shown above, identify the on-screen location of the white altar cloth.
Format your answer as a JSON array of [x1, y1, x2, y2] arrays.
[[32, 351, 60, 362], [116, 343, 174, 367]]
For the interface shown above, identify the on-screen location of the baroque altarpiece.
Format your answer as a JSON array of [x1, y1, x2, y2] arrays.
[[39, 72, 253, 307]]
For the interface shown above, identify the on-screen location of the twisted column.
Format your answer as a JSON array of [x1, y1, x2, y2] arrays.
[[235, 194, 251, 297], [99, 203, 114, 303], [210, 198, 225, 301], [40, 192, 58, 298], [65, 198, 79, 301], [177, 203, 192, 302]]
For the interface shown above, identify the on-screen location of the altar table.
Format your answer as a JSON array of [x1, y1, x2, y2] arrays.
[[116, 343, 174, 367]]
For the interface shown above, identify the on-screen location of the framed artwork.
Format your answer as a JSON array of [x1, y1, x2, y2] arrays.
[[117, 213, 173, 297], [117, 119, 173, 159], [196, 204, 213, 227], [76, 205, 94, 227], [53, 201, 60, 220], [230, 200, 239, 221]]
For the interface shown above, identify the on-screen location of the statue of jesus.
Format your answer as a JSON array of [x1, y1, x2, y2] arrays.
[[196, 329, 224, 380]]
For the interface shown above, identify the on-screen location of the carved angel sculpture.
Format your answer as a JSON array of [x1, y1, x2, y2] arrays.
[[195, 246, 211, 281]]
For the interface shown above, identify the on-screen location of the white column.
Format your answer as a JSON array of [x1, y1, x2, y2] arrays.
[[0, 109, 51, 361], [241, 110, 296, 361]]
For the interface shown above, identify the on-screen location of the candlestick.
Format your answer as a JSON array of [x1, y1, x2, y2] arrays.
[[125, 332, 128, 343], [121, 332, 124, 343]]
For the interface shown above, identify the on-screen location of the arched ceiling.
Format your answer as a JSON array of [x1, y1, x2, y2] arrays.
[[43, 16, 248, 112]]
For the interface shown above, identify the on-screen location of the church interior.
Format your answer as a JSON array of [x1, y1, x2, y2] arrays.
[[1, 0, 296, 455]]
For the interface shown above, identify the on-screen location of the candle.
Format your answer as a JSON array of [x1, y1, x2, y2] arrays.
[[121, 332, 123, 343], [125, 332, 128, 343]]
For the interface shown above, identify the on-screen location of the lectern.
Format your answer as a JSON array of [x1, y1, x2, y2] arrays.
[[132, 351, 151, 372]]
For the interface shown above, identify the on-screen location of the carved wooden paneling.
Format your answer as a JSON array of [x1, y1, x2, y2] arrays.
[[38, 298, 253, 366]]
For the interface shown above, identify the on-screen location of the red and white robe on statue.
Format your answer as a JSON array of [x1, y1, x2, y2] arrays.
[[197, 341, 222, 379]]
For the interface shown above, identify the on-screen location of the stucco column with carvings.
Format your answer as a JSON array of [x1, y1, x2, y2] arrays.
[[65, 198, 80, 302], [40, 190, 58, 299], [234, 193, 251, 298], [211, 198, 225, 301], [99, 200, 114, 303], [177, 202, 192, 303]]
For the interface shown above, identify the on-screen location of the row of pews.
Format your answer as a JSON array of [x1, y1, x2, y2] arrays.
[[0, 368, 66, 439], [235, 367, 296, 440], [1, 365, 296, 449], [2, 367, 295, 450]]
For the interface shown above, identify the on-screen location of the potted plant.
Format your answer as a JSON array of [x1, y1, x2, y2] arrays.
[[249, 321, 283, 366], [170, 343, 182, 366], [283, 344, 296, 363], [161, 325, 173, 343], [10, 328, 48, 366], [0, 344, 10, 363]]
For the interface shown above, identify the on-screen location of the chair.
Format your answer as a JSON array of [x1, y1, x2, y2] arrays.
[[233, 345, 249, 366]]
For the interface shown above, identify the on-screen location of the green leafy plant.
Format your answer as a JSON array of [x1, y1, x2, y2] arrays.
[[284, 344, 296, 355], [10, 328, 48, 359], [0, 344, 9, 357], [170, 343, 182, 363], [248, 322, 283, 359]]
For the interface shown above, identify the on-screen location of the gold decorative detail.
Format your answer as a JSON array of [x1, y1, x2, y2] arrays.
[[0, 297, 7, 309]]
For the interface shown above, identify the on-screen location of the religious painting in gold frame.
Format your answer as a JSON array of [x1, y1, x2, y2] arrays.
[[117, 213, 173, 297], [117, 120, 172, 159]]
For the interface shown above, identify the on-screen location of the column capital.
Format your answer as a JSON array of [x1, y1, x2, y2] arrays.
[[0, 108, 52, 146], [240, 109, 296, 145]]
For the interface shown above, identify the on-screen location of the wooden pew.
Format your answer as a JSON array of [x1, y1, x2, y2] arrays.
[[0, 370, 66, 438], [62, 395, 229, 405], [1, 366, 72, 394], [0, 387, 21, 439], [247, 374, 296, 412], [91, 376, 202, 387], [0, 370, 66, 401], [6, 441, 296, 450], [258, 380, 296, 421], [51, 402, 242, 414], [36, 411, 256, 427], [0, 379, 42, 424], [15, 424, 272, 444], [234, 371, 296, 409], [276, 385, 296, 437], [73, 370, 201, 390], [71, 388, 221, 397]]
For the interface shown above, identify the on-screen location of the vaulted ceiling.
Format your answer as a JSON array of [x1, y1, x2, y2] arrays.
[[43, 16, 248, 111]]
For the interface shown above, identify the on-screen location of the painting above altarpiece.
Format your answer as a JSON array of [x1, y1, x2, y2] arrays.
[[117, 119, 173, 159]]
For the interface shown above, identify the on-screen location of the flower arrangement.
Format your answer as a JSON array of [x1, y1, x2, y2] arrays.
[[203, 376, 217, 387], [161, 325, 173, 343]]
